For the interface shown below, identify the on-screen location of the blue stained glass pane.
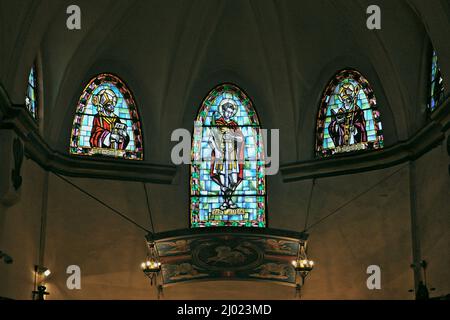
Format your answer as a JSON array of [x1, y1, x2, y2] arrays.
[[25, 65, 38, 119], [191, 84, 265, 227], [69, 74, 143, 160], [316, 70, 384, 156], [429, 50, 445, 112]]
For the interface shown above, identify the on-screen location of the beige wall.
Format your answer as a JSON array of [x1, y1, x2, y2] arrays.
[[414, 143, 450, 298], [0, 160, 45, 299], [1, 139, 448, 299]]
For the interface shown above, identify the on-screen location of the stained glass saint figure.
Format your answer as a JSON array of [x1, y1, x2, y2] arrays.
[[316, 69, 383, 156], [328, 82, 367, 148], [190, 84, 266, 227], [208, 99, 245, 210], [70, 73, 143, 160], [90, 88, 130, 150]]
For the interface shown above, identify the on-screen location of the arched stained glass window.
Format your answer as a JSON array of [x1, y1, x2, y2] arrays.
[[190, 84, 266, 228], [70, 73, 143, 160], [316, 69, 384, 157], [428, 50, 445, 111], [25, 64, 38, 119]]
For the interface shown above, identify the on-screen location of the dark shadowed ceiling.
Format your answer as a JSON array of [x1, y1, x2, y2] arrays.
[[1, 0, 449, 164]]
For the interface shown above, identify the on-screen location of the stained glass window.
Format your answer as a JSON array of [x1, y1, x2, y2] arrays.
[[316, 69, 384, 157], [70, 73, 143, 160], [190, 84, 266, 228], [25, 65, 38, 119], [428, 50, 445, 111]]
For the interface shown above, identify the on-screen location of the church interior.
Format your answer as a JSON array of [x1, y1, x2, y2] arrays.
[[0, 0, 449, 300]]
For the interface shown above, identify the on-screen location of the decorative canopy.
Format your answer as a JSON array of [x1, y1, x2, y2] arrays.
[[147, 228, 308, 288]]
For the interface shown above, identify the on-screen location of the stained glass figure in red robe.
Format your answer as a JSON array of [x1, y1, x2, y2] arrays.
[[89, 88, 129, 150], [328, 83, 367, 149], [208, 99, 245, 211]]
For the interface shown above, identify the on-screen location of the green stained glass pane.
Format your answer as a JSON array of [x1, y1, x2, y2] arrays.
[[316, 69, 384, 157], [69, 73, 143, 160], [190, 84, 266, 228], [25, 65, 38, 119], [429, 50, 445, 112]]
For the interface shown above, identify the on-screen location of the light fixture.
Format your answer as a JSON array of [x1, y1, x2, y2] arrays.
[[36, 265, 51, 277], [292, 241, 314, 298], [291, 259, 314, 273], [141, 237, 162, 288], [32, 285, 49, 301], [32, 265, 51, 300], [408, 260, 436, 300], [141, 259, 162, 273]]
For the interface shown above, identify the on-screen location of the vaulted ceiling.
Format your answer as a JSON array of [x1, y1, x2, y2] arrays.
[[0, 0, 449, 163]]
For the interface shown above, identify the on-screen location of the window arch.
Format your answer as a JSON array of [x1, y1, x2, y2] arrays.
[[316, 69, 384, 157], [190, 84, 266, 228], [69, 73, 143, 160], [25, 64, 38, 119], [428, 50, 445, 112]]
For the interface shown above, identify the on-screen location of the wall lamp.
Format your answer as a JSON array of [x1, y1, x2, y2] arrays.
[[141, 241, 162, 285], [32, 265, 51, 300], [141, 235, 164, 298], [292, 241, 314, 298], [36, 265, 51, 277]]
